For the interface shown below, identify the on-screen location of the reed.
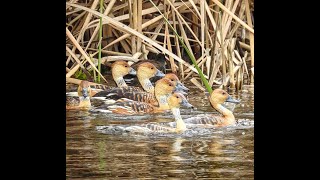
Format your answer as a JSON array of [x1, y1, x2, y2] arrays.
[[97, 0, 103, 83], [66, 0, 254, 92]]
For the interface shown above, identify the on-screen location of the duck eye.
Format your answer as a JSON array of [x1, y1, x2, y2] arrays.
[[169, 84, 172, 86], [124, 65, 128, 67], [171, 79, 174, 81], [151, 67, 154, 69], [222, 92, 226, 95], [176, 96, 179, 98]]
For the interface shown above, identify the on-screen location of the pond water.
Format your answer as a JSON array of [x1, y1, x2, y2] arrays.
[[66, 83, 254, 179]]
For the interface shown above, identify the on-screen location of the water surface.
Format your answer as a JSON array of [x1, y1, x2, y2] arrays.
[[66, 84, 254, 179]]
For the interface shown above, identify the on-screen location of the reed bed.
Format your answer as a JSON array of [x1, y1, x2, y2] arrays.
[[66, 0, 254, 91]]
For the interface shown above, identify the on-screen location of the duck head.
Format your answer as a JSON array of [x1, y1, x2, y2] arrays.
[[209, 89, 240, 105], [77, 80, 92, 99], [164, 73, 189, 93], [111, 61, 136, 87], [154, 78, 176, 96], [137, 62, 165, 79], [168, 92, 194, 109]]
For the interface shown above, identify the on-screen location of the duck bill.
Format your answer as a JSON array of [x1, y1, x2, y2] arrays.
[[182, 99, 194, 108], [174, 89, 188, 95], [155, 69, 165, 77], [177, 82, 189, 91], [82, 88, 89, 99], [225, 95, 240, 104], [128, 67, 137, 75], [175, 83, 188, 92]]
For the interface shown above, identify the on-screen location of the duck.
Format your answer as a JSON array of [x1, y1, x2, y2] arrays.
[[110, 60, 137, 87], [93, 62, 164, 98], [95, 92, 193, 134], [66, 61, 137, 97], [181, 89, 240, 127], [123, 56, 166, 86], [91, 78, 182, 113], [163, 73, 189, 92], [66, 80, 92, 110]]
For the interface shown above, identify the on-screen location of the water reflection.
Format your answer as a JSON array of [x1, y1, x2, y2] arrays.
[[66, 85, 254, 179]]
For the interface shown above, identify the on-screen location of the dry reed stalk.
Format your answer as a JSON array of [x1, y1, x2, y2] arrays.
[[128, 0, 134, 54], [66, 46, 88, 77], [188, 0, 201, 17], [200, 0, 205, 76], [221, 0, 231, 27], [143, 32, 197, 42], [137, 0, 143, 52], [66, 64, 80, 78], [66, 8, 83, 16], [111, 29, 131, 53], [172, 7, 184, 79], [228, 38, 236, 89], [190, 78, 206, 91], [184, 54, 206, 73], [227, 0, 245, 39], [166, 25, 177, 73], [239, 41, 250, 51], [204, 1, 220, 44], [208, 19, 220, 86], [132, 0, 138, 54], [106, 56, 140, 62], [141, 43, 148, 60], [84, 0, 116, 51], [66, 0, 100, 68], [111, 0, 131, 13], [184, 55, 207, 80], [176, 14, 194, 62], [244, 0, 254, 84], [104, 1, 188, 23], [85, 47, 131, 56], [236, 62, 241, 90], [67, 11, 86, 28], [101, 15, 164, 54], [242, 51, 249, 76], [66, 0, 253, 90], [166, 0, 204, 49], [64, 4, 201, 75], [66, 28, 108, 83], [67, 77, 108, 87], [219, 14, 227, 88], [222, 0, 240, 40], [212, 0, 254, 33], [163, 1, 176, 73]]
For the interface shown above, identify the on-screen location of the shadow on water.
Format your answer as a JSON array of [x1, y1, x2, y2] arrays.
[[66, 84, 254, 179]]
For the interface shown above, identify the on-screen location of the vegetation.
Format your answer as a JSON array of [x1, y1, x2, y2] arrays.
[[66, 0, 254, 91]]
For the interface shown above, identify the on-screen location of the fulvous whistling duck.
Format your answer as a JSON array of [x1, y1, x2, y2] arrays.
[[96, 92, 193, 134], [163, 73, 189, 92], [123, 57, 166, 86], [91, 78, 180, 113], [183, 89, 240, 127], [111, 60, 137, 87], [66, 80, 92, 110], [66, 61, 137, 98]]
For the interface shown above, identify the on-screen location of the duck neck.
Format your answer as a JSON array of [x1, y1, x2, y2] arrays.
[[113, 75, 127, 87], [138, 76, 154, 94], [156, 94, 170, 109], [78, 97, 91, 108], [171, 107, 186, 133], [211, 102, 235, 125]]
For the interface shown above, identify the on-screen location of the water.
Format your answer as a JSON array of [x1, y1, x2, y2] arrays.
[[66, 84, 254, 179]]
